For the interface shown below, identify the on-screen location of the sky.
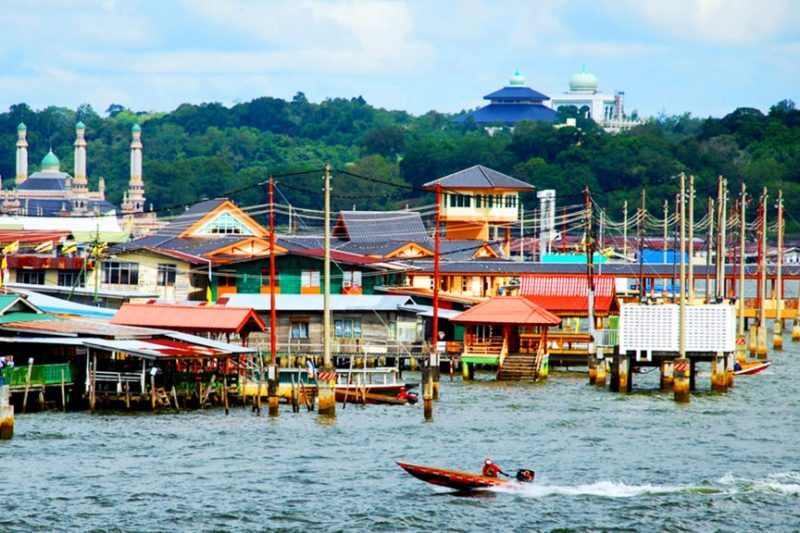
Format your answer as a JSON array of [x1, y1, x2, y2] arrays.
[[0, 0, 798, 120]]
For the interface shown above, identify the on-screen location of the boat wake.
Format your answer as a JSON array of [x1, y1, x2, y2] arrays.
[[492, 471, 800, 498]]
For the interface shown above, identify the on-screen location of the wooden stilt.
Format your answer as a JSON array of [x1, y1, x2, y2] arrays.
[[222, 377, 229, 415], [90, 355, 97, 415], [125, 382, 131, 410], [171, 386, 180, 413], [61, 369, 66, 413], [422, 367, 433, 422], [22, 359, 33, 414], [150, 373, 157, 410]]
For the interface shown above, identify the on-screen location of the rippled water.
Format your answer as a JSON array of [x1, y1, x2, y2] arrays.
[[3, 343, 800, 531]]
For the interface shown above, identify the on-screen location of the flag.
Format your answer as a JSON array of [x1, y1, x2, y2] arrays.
[[91, 242, 107, 256], [61, 241, 78, 254], [205, 284, 213, 304], [2, 241, 19, 254], [34, 240, 54, 253], [0, 256, 6, 289]]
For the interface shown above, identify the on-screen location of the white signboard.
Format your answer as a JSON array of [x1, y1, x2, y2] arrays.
[[619, 304, 735, 354]]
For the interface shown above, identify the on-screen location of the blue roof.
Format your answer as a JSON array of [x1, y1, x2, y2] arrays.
[[13, 198, 116, 217], [454, 103, 559, 126], [484, 86, 549, 102]]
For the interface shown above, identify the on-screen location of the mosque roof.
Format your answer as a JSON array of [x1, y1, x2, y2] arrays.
[[17, 172, 71, 191], [6, 198, 116, 217], [569, 68, 598, 93], [132, 124, 141, 132], [17, 122, 26, 131], [484, 86, 550, 102], [454, 103, 559, 125], [423, 165, 534, 190], [76, 121, 85, 130]]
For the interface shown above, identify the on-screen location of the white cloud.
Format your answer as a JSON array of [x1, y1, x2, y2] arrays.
[[618, 0, 798, 46], [552, 41, 655, 57]]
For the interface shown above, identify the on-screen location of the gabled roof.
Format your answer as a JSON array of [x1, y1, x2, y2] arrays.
[[423, 165, 534, 191], [519, 275, 619, 317], [111, 303, 266, 334], [483, 86, 550, 102], [333, 211, 429, 242], [179, 199, 267, 238], [451, 296, 561, 326]]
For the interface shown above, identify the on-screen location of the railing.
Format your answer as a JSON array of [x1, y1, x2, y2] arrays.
[[92, 371, 144, 394], [594, 329, 619, 347], [1, 364, 73, 388], [464, 338, 504, 355]]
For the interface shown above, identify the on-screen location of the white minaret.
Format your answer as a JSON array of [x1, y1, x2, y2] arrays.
[[15, 122, 28, 185], [123, 123, 145, 214], [73, 121, 88, 186]]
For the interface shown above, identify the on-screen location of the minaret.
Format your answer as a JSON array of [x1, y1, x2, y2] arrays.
[[72, 121, 89, 214], [98, 176, 106, 200], [15, 122, 28, 185], [122, 123, 145, 214]]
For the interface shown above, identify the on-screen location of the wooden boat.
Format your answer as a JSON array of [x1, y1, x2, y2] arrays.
[[396, 461, 534, 491], [734, 360, 771, 376]]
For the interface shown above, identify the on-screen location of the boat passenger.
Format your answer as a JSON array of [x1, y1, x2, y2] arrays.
[[482, 458, 505, 478]]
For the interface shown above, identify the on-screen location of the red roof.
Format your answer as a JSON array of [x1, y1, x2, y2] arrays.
[[451, 296, 561, 326], [518, 275, 618, 317], [0, 230, 72, 246], [111, 303, 266, 334]]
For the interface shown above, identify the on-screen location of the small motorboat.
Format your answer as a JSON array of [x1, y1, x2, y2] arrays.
[[734, 360, 771, 376], [396, 461, 534, 491]]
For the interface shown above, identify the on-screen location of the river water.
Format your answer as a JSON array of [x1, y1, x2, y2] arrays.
[[2, 343, 799, 532]]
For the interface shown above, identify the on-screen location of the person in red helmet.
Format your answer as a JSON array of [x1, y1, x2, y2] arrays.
[[482, 458, 507, 478]]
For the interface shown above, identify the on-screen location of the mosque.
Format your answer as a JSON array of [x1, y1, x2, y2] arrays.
[[456, 69, 642, 133], [1, 122, 146, 217]]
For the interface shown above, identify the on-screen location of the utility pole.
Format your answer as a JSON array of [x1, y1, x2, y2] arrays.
[[599, 208, 605, 276], [519, 202, 524, 262], [757, 188, 768, 359], [584, 187, 595, 346], [774, 189, 784, 350], [688, 176, 694, 301], [738, 184, 747, 350], [318, 163, 336, 417], [663, 200, 669, 265], [638, 189, 645, 301], [623, 200, 628, 260], [675, 173, 690, 402], [268, 177, 279, 417], [425, 183, 442, 419], [706, 197, 714, 304], [717, 177, 728, 301]]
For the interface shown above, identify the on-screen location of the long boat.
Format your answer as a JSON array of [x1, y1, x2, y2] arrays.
[[734, 360, 771, 376], [396, 461, 534, 491]]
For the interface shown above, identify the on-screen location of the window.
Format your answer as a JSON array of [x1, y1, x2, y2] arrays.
[[505, 195, 517, 208], [261, 269, 280, 287], [342, 271, 362, 288], [461, 276, 469, 292], [157, 263, 177, 286], [291, 320, 309, 339], [334, 319, 362, 338], [217, 273, 237, 287], [101, 261, 139, 285], [16, 269, 45, 285], [448, 194, 471, 208], [301, 270, 320, 288], [58, 270, 85, 287], [197, 212, 254, 235]]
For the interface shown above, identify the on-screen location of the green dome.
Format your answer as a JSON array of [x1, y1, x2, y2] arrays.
[[76, 121, 85, 130], [132, 123, 141, 132], [509, 70, 525, 86], [41, 150, 60, 170], [17, 122, 26, 131], [569, 67, 598, 93]]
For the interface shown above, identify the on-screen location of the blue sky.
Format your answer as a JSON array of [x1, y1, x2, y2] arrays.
[[1, 0, 797, 119]]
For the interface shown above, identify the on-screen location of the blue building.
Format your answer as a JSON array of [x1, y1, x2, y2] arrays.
[[454, 71, 559, 127]]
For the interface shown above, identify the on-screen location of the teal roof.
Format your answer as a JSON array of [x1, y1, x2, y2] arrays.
[[41, 150, 60, 168], [17, 122, 26, 131], [132, 123, 141, 132], [76, 121, 85, 130], [0, 312, 56, 325]]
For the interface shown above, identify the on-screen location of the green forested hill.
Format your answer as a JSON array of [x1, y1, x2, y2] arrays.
[[0, 96, 798, 223]]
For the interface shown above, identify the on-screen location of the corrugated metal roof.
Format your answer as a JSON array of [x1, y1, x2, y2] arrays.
[[0, 318, 159, 338], [451, 297, 561, 326], [333, 211, 429, 242], [519, 276, 618, 316], [12, 289, 117, 319], [82, 338, 230, 360], [111, 303, 266, 333], [423, 165, 534, 190], [221, 294, 417, 312]]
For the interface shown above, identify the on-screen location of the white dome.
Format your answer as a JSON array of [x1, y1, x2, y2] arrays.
[[569, 68, 598, 93], [509, 70, 525, 86]]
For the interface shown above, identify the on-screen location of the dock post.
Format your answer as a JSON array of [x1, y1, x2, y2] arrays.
[[757, 325, 768, 359], [587, 355, 597, 385], [617, 355, 630, 393], [0, 385, 13, 440], [61, 368, 66, 413], [267, 364, 279, 417], [431, 353, 440, 400], [725, 352, 735, 389], [660, 360, 674, 390], [462, 361, 474, 381], [673, 358, 690, 403], [773, 320, 783, 351], [748, 324, 757, 357], [22, 358, 33, 414], [422, 367, 433, 422], [595, 350, 607, 387], [792, 319, 800, 341], [317, 371, 336, 417], [711, 353, 727, 392]]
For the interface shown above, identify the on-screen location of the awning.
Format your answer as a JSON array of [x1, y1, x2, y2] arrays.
[[82, 338, 233, 360]]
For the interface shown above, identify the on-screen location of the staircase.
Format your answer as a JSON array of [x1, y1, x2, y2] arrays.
[[497, 353, 542, 381]]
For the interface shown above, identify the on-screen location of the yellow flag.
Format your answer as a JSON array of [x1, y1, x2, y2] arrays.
[[1, 256, 6, 270], [34, 240, 54, 253], [2, 241, 19, 254], [62, 241, 78, 254], [205, 285, 213, 304]]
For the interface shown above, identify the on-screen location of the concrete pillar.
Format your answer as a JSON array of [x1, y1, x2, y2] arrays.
[[595, 356, 607, 387], [748, 324, 757, 357], [588, 355, 597, 385], [431, 354, 440, 400], [660, 360, 674, 391], [267, 364, 279, 417], [610, 354, 630, 393], [711, 353, 727, 392], [317, 369, 336, 417], [725, 352, 735, 389], [757, 325, 768, 359], [792, 320, 800, 341], [0, 386, 13, 440], [773, 320, 784, 351], [674, 358, 690, 403]]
